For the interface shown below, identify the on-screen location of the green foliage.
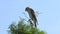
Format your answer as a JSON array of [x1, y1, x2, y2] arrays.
[[8, 19, 46, 34]]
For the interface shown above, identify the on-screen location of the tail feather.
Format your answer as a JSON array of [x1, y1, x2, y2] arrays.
[[34, 20, 37, 28], [35, 22, 37, 27]]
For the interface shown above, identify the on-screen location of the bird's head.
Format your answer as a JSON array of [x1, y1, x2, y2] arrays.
[[25, 7, 30, 12]]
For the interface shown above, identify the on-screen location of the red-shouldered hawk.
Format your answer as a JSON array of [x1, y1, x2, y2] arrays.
[[25, 7, 37, 27]]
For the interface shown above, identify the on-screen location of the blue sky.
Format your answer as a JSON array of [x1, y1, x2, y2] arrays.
[[0, 0, 60, 34]]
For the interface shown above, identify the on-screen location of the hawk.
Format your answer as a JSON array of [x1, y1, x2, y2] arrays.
[[25, 7, 37, 27]]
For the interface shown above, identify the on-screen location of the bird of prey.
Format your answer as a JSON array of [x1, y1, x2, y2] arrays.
[[25, 7, 37, 27]]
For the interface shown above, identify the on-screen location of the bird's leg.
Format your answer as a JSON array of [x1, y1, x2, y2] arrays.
[[28, 19, 34, 28], [28, 19, 33, 25]]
